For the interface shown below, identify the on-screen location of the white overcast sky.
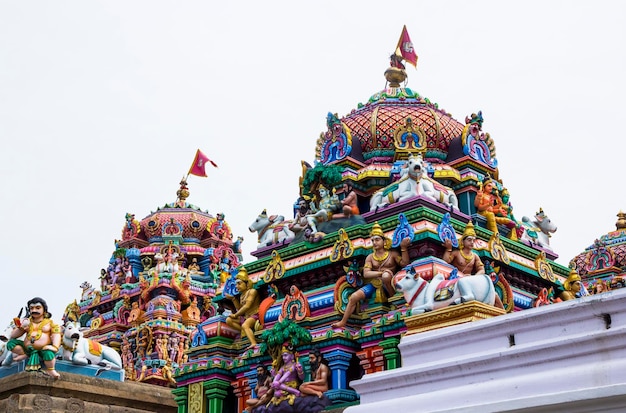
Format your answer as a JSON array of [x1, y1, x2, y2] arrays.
[[1, 1, 624, 323]]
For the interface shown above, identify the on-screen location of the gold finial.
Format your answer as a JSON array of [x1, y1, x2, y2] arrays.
[[616, 210, 626, 230], [176, 177, 190, 204]]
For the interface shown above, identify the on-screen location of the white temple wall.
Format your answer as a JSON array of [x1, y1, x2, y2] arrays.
[[346, 289, 626, 413]]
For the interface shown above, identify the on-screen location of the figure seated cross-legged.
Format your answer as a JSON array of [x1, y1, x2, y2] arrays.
[[225, 268, 261, 349], [270, 344, 305, 406], [442, 221, 485, 276], [474, 177, 519, 240], [340, 181, 359, 218], [246, 364, 274, 411], [306, 185, 341, 234], [7, 297, 62, 379], [332, 222, 410, 328], [299, 348, 330, 398], [289, 197, 313, 234]]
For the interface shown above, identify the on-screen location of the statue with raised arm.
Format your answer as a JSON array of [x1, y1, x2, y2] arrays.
[[332, 222, 410, 328], [306, 186, 341, 234], [442, 221, 485, 276], [7, 297, 61, 378], [225, 268, 261, 348], [270, 344, 304, 406], [474, 177, 519, 240]]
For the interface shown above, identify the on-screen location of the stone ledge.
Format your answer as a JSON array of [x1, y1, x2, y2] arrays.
[[0, 371, 176, 413]]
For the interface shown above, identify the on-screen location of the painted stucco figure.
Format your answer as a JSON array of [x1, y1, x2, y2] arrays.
[[558, 269, 583, 301], [270, 344, 304, 406], [299, 348, 330, 398], [225, 268, 261, 348], [7, 297, 62, 378], [474, 176, 519, 240], [370, 154, 458, 210], [442, 221, 485, 276], [332, 222, 410, 328], [395, 266, 497, 313]]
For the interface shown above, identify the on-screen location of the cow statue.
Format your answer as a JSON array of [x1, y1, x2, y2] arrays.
[[520, 208, 557, 250], [248, 210, 295, 247], [370, 154, 458, 210], [62, 321, 123, 376], [395, 267, 496, 313]]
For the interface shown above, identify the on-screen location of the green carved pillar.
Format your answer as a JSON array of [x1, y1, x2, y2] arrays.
[[172, 386, 188, 413], [204, 378, 230, 413], [380, 337, 401, 370]]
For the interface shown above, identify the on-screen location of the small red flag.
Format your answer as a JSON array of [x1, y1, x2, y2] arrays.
[[188, 149, 218, 177], [396, 25, 418, 68]]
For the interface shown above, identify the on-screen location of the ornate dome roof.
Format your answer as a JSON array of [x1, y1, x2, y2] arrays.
[[119, 180, 233, 246], [570, 211, 626, 277], [346, 87, 464, 161], [315, 66, 465, 166]]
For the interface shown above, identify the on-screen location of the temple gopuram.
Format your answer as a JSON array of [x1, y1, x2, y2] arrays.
[[3, 30, 624, 413], [570, 211, 626, 294]]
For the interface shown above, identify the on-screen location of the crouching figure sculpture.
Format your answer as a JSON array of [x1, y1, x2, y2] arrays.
[[395, 268, 496, 314]]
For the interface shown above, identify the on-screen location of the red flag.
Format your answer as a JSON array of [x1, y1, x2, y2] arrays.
[[188, 149, 218, 177], [396, 25, 418, 68]]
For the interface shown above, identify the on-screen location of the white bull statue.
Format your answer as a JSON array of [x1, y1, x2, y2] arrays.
[[370, 154, 458, 210], [520, 208, 557, 250], [0, 321, 22, 367], [248, 210, 295, 247], [395, 267, 496, 314], [62, 321, 123, 376]]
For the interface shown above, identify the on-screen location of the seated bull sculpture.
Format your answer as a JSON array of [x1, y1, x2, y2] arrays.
[[520, 208, 557, 250], [395, 267, 497, 314], [249, 210, 295, 247], [62, 322, 123, 377], [370, 154, 458, 210]]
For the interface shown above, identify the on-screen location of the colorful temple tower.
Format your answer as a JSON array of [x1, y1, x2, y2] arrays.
[[570, 210, 626, 293], [168, 54, 573, 411], [56, 41, 587, 413], [70, 180, 242, 387]]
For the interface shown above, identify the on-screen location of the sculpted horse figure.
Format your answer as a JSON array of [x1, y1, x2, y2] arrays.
[[370, 154, 458, 210], [249, 210, 295, 247], [395, 267, 496, 313], [62, 321, 123, 376], [520, 208, 557, 250]]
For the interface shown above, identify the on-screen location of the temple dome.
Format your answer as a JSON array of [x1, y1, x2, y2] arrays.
[[317, 85, 465, 166], [353, 88, 463, 159], [118, 181, 234, 248], [570, 211, 626, 278]]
